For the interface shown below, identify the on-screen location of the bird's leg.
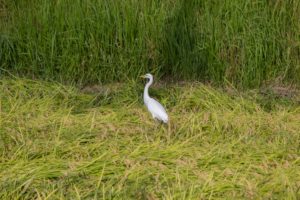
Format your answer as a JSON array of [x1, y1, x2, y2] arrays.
[[152, 115, 161, 137], [152, 115, 159, 125], [166, 120, 171, 143], [168, 120, 171, 135], [153, 118, 160, 130]]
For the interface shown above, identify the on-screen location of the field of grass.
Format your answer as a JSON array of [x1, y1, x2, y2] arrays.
[[1, 77, 299, 199], [1, 0, 300, 87], [1, 0, 300, 199]]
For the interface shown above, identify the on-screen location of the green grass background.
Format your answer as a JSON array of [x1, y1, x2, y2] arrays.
[[1, 0, 300, 87], [1, 1, 300, 199]]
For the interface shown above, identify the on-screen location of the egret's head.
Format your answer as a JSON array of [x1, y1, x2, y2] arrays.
[[140, 73, 153, 80]]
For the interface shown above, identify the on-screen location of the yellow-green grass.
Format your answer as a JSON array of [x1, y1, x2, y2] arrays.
[[0, 78, 299, 199]]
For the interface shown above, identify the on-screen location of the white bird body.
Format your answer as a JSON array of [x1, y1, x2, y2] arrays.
[[141, 73, 168, 123], [144, 97, 168, 123]]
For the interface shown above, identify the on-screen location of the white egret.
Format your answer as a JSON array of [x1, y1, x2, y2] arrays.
[[140, 73, 168, 123]]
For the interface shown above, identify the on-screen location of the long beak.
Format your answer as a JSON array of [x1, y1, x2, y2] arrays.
[[140, 75, 146, 78]]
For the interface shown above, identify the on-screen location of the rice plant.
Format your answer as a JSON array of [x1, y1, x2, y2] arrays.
[[1, 0, 299, 87], [0, 77, 299, 199]]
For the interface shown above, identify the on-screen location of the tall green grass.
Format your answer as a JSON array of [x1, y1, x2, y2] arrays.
[[1, 0, 300, 87]]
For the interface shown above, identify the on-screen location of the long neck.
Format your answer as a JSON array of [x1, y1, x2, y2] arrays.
[[143, 77, 153, 102]]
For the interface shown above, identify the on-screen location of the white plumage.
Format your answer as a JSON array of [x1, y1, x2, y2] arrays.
[[141, 73, 168, 123]]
